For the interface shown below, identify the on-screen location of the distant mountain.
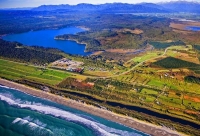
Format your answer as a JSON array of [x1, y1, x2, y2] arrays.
[[100, 3, 169, 13], [137, 2, 165, 10], [32, 3, 169, 13], [159, 1, 200, 13], [0, 7, 33, 10], [32, 1, 200, 13]]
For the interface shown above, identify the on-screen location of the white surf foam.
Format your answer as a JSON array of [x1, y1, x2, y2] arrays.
[[0, 94, 144, 136], [12, 116, 52, 133], [0, 85, 12, 89], [12, 118, 21, 124], [13, 117, 38, 129], [23, 116, 47, 128]]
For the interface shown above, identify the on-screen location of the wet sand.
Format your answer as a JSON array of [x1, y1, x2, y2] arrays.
[[0, 78, 186, 136]]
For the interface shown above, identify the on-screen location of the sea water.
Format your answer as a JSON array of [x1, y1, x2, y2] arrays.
[[0, 86, 148, 136]]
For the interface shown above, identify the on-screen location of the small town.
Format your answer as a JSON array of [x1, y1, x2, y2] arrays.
[[51, 58, 84, 73]]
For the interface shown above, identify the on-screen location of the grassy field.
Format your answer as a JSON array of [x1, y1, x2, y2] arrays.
[[147, 79, 165, 88], [83, 70, 113, 77], [168, 45, 192, 50], [166, 45, 199, 64], [130, 51, 161, 63], [0, 59, 70, 85], [140, 88, 159, 95]]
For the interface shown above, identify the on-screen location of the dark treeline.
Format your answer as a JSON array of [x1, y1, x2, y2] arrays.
[[153, 57, 200, 69], [194, 45, 200, 51], [0, 39, 63, 64], [184, 76, 200, 84]]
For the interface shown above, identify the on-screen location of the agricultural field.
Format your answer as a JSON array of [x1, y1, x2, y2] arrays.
[[130, 51, 161, 64], [0, 59, 70, 85], [83, 69, 200, 125], [84, 70, 113, 77], [167, 45, 199, 63]]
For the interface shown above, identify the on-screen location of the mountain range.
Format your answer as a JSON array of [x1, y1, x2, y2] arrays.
[[31, 1, 200, 13]]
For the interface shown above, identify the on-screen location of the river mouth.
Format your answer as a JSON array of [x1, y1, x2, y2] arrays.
[[2, 27, 91, 56]]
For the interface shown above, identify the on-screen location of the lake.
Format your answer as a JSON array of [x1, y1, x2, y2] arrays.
[[3, 27, 91, 56], [0, 86, 148, 136], [185, 26, 200, 31]]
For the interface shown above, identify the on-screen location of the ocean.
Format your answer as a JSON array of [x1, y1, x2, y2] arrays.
[[0, 86, 148, 136]]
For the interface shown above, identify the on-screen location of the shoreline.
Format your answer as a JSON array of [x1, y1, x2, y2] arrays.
[[0, 78, 186, 136], [76, 26, 91, 31], [54, 37, 90, 53]]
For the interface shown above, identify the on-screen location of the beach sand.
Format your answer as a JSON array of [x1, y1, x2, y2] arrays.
[[0, 78, 186, 136]]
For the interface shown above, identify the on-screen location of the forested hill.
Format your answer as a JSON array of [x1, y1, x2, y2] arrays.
[[32, 2, 200, 13], [0, 40, 63, 64]]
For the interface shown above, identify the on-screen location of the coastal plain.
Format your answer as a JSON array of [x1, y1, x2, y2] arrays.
[[0, 78, 184, 136]]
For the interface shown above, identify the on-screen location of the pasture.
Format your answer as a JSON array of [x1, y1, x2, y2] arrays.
[[0, 59, 70, 85]]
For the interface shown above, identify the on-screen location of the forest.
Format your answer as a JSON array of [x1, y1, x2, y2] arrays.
[[0, 39, 63, 64], [153, 57, 200, 68]]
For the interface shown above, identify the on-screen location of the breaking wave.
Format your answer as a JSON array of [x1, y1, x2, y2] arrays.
[[0, 92, 144, 136], [12, 117, 53, 136]]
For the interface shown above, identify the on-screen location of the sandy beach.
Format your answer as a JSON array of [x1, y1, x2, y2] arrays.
[[0, 78, 186, 136]]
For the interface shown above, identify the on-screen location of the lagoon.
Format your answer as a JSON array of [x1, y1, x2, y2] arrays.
[[3, 27, 91, 56]]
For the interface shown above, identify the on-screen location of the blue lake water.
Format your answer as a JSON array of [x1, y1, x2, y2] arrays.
[[185, 26, 200, 31], [3, 27, 91, 56], [0, 86, 148, 136]]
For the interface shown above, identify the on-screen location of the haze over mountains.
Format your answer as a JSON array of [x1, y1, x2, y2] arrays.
[[30, 1, 200, 13]]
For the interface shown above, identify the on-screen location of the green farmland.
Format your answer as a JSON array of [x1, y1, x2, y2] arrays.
[[0, 59, 70, 85]]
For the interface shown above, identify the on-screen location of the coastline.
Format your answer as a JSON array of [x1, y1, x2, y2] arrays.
[[0, 78, 186, 136]]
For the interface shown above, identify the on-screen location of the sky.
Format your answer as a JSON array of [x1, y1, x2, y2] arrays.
[[0, 0, 200, 9]]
